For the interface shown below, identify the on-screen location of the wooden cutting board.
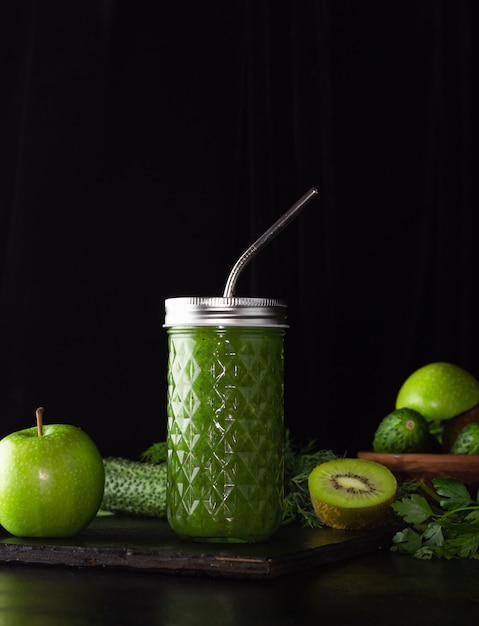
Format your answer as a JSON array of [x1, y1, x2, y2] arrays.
[[0, 515, 394, 579]]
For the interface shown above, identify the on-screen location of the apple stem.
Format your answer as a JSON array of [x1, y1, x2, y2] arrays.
[[36, 406, 45, 437]]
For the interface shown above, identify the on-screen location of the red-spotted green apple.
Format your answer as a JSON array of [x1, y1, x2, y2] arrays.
[[395, 362, 479, 422], [0, 407, 105, 538]]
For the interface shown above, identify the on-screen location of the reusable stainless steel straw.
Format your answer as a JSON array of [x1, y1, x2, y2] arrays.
[[223, 187, 319, 297]]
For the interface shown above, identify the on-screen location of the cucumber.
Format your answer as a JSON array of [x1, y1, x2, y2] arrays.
[[100, 457, 167, 518], [450, 422, 479, 455], [372, 408, 430, 453]]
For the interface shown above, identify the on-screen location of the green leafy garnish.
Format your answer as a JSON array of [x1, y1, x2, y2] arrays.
[[140, 442, 167, 464], [282, 430, 340, 528], [391, 477, 479, 559]]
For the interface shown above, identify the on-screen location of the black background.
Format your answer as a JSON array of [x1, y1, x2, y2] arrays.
[[1, 1, 478, 458]]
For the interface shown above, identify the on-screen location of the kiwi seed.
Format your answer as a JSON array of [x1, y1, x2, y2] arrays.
[[308, 458, 397, 530]]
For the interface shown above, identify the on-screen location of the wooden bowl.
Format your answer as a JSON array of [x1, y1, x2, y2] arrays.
[[357, 451, 479, 493]]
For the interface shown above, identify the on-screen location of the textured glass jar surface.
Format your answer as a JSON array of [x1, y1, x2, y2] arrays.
[[166, 326, 285, 542]]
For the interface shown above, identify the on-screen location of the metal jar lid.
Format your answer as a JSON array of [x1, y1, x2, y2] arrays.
[[164, 297, 289, 328]]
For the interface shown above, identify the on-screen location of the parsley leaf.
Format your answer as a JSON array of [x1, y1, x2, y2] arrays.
[[391, 527, 423, 553], [432, 477, 474, 510], [443, 533, 479, 559], [392, 494, 433, 524], [422, 522, 444, 546], [391, 477, 479, 560]]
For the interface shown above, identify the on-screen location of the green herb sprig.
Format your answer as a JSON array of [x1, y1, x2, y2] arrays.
[[391, 477, 479, 559], [283, 430, 340, 528], [140, 441, 167, 464]]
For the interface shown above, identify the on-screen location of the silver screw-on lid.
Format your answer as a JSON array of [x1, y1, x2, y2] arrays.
[[164, 297, 289, 328]]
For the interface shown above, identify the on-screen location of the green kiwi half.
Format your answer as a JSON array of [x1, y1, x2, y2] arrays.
[[308, 458, 397, 530]]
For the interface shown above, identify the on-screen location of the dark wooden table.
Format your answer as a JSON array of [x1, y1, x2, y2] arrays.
[[0, 516, 478, 625]]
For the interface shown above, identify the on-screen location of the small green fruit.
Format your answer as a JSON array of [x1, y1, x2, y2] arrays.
[[373, 408, 429, 453], [0, 408, 105, 538], [395, 362, 479, 422], [450, 422, 479, 455], [308, 458, 397, 530]]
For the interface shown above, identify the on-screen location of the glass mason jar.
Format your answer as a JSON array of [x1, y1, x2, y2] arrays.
[[164, 296, 288, 543]]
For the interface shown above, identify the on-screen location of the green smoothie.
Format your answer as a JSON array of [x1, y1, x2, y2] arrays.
[[166, 325, 285, 542]]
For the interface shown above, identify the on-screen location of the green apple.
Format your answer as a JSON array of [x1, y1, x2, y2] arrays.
[[0, 407, 105, 538], [395, 362, 479, 422]]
